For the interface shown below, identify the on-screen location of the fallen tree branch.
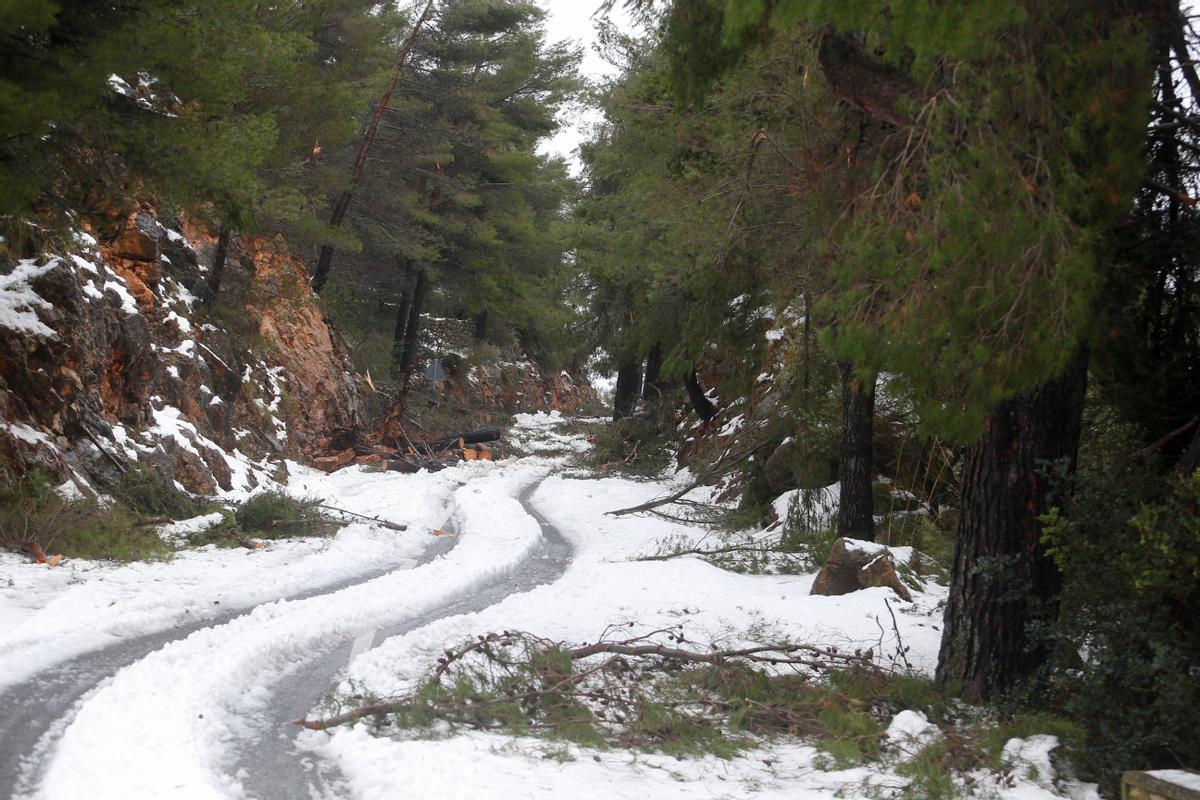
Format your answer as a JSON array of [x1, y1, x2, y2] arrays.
[[1126, 417, 1198, 462], [317, 504, 408, 531], [605, 477, 706, 517], [634, 542, 797, 561], [295, 628, 876, 731], [605, 440, 768, 517]]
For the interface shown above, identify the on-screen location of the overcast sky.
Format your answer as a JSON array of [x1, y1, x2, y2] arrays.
[[537, 0, 637, 170]]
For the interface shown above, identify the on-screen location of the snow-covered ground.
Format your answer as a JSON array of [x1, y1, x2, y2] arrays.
[[0, 463, 466, 692], [299, 469, 950, 800], [0, 414, 1096, 800]]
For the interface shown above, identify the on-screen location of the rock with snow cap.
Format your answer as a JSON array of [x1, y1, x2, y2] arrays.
[[810, 537, 913, 602]]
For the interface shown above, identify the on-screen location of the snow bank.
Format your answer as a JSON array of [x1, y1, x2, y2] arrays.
[[0, 462, 467, 693]]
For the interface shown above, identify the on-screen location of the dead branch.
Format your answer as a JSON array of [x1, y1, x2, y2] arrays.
[[294, 629, 876, 731], [883, 598, 914, 672], [318, 504, 408, 531], [564, 640, 869, 668], [634, 542, 797, 561]]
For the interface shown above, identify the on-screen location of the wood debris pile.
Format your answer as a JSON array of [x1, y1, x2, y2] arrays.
[[312, 427, 504, 474]]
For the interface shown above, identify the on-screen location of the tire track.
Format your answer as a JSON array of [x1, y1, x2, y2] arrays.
[[0, 530, 456, 800], [235, 480, 571, 800]]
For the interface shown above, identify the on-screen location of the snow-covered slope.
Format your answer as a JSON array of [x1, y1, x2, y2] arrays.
[[0, 206, 364, 498]]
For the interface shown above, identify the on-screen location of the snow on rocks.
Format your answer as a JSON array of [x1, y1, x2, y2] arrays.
[[0, 420, 53, 446], [0, 258, 59, 337], [810, 537, 918, 602]]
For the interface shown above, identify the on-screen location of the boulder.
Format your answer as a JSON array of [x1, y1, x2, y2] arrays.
[[811, 537, 913, 602], [112, 210, 162, 262], [154, 441, 217, 496], [198, 444, 233, 492]]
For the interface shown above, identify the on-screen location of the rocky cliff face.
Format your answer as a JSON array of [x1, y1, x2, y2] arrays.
[[0, 205, 365, 497], [419, 316, 598, 414]]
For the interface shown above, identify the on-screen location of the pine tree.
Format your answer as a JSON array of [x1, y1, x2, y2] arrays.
[[316, 0, 583, 416], [625, 0, 1162, 698], [1, 0, 400, 236]]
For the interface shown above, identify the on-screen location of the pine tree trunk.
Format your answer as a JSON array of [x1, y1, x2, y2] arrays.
[[474, 309, 488, 340], [309, 195, 352, 294], [683, 368, 717, 422], [390, 286, 412, 372], [397, 269, 428, 400], [936, 347, 1090, 702], [308, 0, 437, 295], [204, 227, 231, 303], [612, 358, 642, 421], [642, 343, 664, 402], [837, 361, 876, 541]]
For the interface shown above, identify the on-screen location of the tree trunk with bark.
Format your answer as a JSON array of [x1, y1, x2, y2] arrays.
[[817, 30, 918, 129], [204, 227, 231, 303], [683, 368, 717, 422], [936, 348, 1090, 702], [474, 309, 488, 340], [612, 358, 642, 421], [837, 361, 876, 541], [642, 343, 665, 402], [396, 269, 428, 401], [390, 286, 412, 373], [308, 0, 436, 294]]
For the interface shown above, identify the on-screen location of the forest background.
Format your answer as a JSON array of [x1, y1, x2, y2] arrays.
[[1, 0, 1198, 792]]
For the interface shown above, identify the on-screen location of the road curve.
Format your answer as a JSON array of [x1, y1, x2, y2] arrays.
[[0, 475, 570, 800], [0, 531, 454, 799], [235, 480, 572, 800]]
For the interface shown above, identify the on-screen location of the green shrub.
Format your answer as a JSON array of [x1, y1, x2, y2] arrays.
[[189, 491, 339, 547], [896, 740, 960, 800], [779, 488, 837, 568], [587, 414, 674, 477], [0, 467, 171, 561], [103, 464, 211, 519], [235, 491, 331, 536], [1037, 402, 1200, 792]]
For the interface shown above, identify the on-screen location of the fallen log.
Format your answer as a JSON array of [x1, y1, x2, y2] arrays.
[[429, 427, 502, 452], [386, 458, 446, 474]]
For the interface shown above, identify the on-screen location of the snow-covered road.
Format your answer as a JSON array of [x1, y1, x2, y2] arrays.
[[2, 456, 562, 799], [234, 480, 573, 800], [1, 413, 1085, 800]]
